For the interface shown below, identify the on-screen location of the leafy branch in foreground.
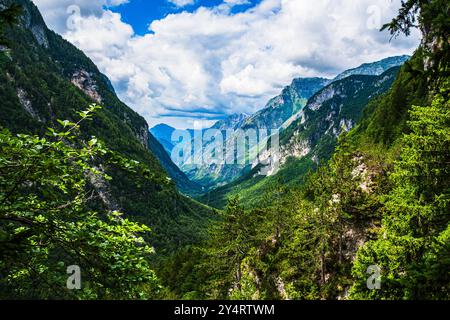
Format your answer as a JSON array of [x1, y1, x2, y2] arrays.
[[381, 0, 449, 74], [0, 105, 161, 299]]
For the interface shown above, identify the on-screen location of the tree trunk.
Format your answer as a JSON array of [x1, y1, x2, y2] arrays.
[[236, 262, 242, 290], [320, 244, 326, 285]]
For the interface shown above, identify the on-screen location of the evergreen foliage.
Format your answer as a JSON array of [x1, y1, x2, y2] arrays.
[[0, 0, 448, 301], [350, 80, 450, 299]]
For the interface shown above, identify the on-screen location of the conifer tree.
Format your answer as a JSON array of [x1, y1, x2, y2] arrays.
[[350, 81, 450, 299], [0, 4, 21, 46]]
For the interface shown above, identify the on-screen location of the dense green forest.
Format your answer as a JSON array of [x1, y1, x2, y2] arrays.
[[0, 0, 214, 299], [0, 0, 449, 300], [164, 0, 450, 300]]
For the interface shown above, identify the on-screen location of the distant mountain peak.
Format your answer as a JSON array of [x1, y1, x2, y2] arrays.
[[333, 55, 410, 82], [151, 123, 175, 132], [150, 123, 176, 156], [150, 55, 410, 191], [211, 113, 249, 131], [290, 76, 330, 86]]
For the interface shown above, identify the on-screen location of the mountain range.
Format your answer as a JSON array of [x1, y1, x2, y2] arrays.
[[151, 55, 410, 192], [199, 66, 402, 208], [1, 0, 446, 301]]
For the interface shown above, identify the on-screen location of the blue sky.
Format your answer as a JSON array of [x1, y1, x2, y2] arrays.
[[34, 0, 421, 129], [110, 0, 263, 35]]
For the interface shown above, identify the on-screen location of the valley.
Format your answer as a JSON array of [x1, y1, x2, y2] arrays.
[[152, 56, 408, 206], [0, 0, 448, 302]]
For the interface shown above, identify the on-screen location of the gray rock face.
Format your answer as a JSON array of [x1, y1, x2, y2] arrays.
[[211, 113, 249, 131], [87, 166, 121, 212], [9, 0, 50, 48], [242, 77, 330, 130], [31, 24, 49, 48], [138, 124, 150, 147], [308, 84, 341, 111], [71, 70, 103, 103], [263, 67, 401, 176], [17, 88, 42, 121]]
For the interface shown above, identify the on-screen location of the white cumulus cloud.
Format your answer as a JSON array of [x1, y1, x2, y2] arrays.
[[168, 0, 196, 8], [34, 0, 421, 129], [32, 0, 129, 33]]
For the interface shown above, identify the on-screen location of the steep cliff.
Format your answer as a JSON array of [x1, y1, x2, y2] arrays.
[[0, 0, 212, 251]]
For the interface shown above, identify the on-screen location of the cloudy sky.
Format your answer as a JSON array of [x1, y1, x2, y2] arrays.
[[33, 0, 421, 129]]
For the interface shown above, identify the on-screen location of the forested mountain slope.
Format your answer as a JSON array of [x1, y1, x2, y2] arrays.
[[0, 0, 212, 251], [1, 0, 447, 302], [181, 77, 330, 190], [201, 67, 401, 209], [180, 57, 409, 192], [186, 0, 449, 300]]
